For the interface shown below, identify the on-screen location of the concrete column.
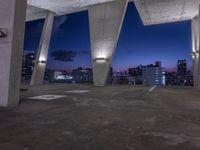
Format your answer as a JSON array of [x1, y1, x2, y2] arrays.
[[88, 0, 128, 86], [30, 12, 54, 85], [192, 5, 200, 89], [0, 0, 27, 107], [192, 17, 200, 89]]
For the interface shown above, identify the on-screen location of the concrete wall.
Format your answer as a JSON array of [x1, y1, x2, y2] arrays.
[[0, 0, 27, 107]]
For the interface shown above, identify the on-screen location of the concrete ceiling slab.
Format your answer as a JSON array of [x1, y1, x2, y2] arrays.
[[26, 5, 48, 21], [26, 0, 200, 24], [26, 0, 115, 21], [134, 0, 200, 25]]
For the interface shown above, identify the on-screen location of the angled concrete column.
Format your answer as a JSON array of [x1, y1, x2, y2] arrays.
[[30, 12, 54, 85], [192, 17, 199, 89], [0, 0, 27, 107], [192, 15, 200, 89], [88, 0, 128, 86]]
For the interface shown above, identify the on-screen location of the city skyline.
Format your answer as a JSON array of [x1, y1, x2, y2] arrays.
[[24, 2, 192, 72]]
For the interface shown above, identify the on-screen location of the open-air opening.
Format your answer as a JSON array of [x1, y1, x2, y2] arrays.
[[112, 2, 192, 86], [23, 2, 192, 88]]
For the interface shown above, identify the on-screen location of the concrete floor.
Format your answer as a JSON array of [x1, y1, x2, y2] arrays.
[[0, 84, 200, 150]]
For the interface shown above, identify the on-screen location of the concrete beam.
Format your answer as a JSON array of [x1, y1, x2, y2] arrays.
[[30, 12, 54, 85], [0, 0, 27, 107], [89, 0, 128, 86]]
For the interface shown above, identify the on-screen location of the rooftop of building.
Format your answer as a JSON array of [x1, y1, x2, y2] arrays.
[[0, 84, 200, 150]]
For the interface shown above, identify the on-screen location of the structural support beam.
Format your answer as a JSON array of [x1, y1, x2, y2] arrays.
[[191, 8, 200, 89], [89, 0, 128, 86], [30, 12, 54, 85], [0, 0, 27, 107]]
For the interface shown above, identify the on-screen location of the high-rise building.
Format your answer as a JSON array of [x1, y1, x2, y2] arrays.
[[72, 67, 93, 83], [165, 60, 193, 86], [72, 67, 113, 84], [177, 59, 187, 85], [165, 72, 177, 85], [21, 51, 35, 81], [142, 61, 163, 86], [128, 65, 143, 84], [177, 59, 187, 76]]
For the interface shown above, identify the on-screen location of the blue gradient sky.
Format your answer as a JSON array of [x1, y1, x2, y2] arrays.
[[24, 2, 192, 72]]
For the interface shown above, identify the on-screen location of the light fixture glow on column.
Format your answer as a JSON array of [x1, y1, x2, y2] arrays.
[[190, 51, 200, 59], [94, 57, 107, 63], [39, 60, 47, 64], [38, 56, 47, 64], [95, 50, 109, 59]]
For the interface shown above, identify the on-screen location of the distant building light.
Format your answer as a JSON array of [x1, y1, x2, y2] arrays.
[[55, 75, 73, 80]]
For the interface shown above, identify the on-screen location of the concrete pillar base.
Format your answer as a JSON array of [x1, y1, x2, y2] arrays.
[[93, 61, 111, 86]]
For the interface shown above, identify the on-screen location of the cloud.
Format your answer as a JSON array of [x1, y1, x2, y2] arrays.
[[53, 15, 68, 33], [51, 50, 77, 62]]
